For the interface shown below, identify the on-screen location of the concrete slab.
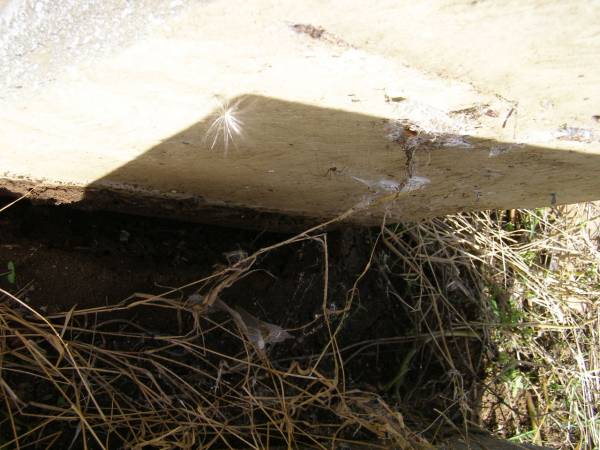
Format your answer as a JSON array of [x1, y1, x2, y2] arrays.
[[1, 0, 599, 228]]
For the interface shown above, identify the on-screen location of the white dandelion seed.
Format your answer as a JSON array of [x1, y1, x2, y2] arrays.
[[204, 97, 244, 155]]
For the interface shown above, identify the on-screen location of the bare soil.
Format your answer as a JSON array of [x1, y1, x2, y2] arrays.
[[0, 198, 488, 446], [0, 199, 414, 382]]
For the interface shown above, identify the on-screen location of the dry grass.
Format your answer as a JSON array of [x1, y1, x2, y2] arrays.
[[0, 199, 598, 449], [0, 222, 430, 449], [382, 205, 599, 448], [0, 291, 428, 448]]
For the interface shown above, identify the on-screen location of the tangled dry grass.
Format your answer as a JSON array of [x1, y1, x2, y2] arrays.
[[0, 223, 432, 449], [383, 205, 600, 448], [0, 201, 598, 449], [0, 291, 427, 449]]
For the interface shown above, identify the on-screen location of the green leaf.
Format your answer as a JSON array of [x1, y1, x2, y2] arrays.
[[6, 261, 15, 284]]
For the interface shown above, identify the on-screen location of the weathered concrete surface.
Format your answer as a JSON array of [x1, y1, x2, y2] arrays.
[[1, 0, 599, 227]]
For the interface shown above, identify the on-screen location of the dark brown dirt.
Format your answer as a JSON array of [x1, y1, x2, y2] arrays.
[[0, 198, 409, 380], [0, 197, 489, 447], [0, 198, 274, 311]]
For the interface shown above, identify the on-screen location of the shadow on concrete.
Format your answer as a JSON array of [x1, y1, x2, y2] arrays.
[[73, 94, 600, 231]]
